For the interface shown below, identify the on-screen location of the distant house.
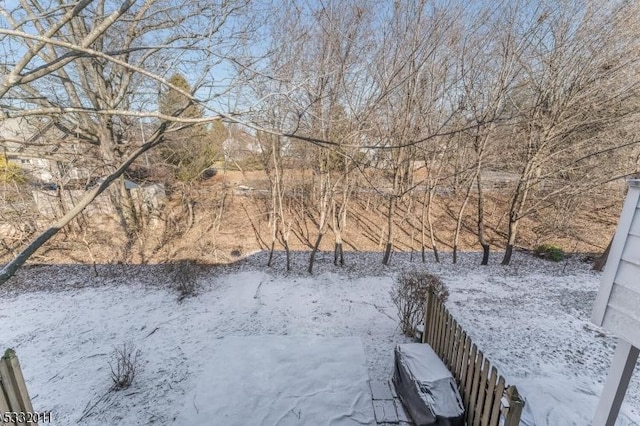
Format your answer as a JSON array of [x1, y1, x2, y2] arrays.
[[0, 117, 166, 220], [221, 126, 261, 163], [29, 180, 166, 223], [0, 117, 95, 183]]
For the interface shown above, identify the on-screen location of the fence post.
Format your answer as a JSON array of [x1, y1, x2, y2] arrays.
[[0, 371, 10, 414], [504, 385, 523, 426], [0, 349, 35, 425], [422, 288, 434, 344]]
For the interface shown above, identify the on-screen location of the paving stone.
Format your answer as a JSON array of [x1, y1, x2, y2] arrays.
[[395, 399, 411, 423], [370, 380, 394, 400], [373, 400, 399, 423]]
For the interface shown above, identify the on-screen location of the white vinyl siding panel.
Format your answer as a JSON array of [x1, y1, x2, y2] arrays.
[[620, 234, 640, 266], [591, 183, 640, 326], [602, 306, 640, 349]]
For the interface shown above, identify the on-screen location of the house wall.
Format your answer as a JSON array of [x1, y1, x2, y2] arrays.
[[31, 184, 167, 224], [592, 180, 640, 348]]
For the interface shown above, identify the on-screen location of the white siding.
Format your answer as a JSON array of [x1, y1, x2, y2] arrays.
[[592, 180, 640, 348], [602, 306, 640, 349]]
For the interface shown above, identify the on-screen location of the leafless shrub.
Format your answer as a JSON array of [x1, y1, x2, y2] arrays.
[[391, 271, 448, 337], [169, 259, 199, 302], [109, 342, 140, 391]]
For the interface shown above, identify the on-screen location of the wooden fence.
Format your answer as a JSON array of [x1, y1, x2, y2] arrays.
[[0, 349, 36, 426], [421, 290, 524, 426]]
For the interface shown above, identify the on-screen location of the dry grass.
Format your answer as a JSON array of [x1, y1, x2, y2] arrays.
[[109, 342, 140, 391], [0, 169, 622, 265]]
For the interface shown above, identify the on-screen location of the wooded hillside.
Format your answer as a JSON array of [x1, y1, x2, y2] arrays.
[[1, 0, 639, 277]]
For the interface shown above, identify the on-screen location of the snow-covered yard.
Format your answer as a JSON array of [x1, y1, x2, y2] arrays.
[[1, 251, 639, 425]]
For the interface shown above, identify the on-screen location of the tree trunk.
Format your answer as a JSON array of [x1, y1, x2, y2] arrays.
[[501, 216, 519, 265], [267, 240, 275, 267], [476, 173, 490, 265], [410, 228, 415, 262], [502, 244, 514, 266], [501, 156, 535, 265], [481, 242, 490, 266], [334, 242, 344, 266], [333, 210, 346, 266], [186, 198, 195, 230], [452, 195, 471, 265], [432, 245, 440, 263], [308, 232, 324, 274], [593, 236, 613, 271], [267, 207, 277, 267], [382, 196, 395, 265], [101, 129, 140, 235], [382, 243, 393, 265], [426, 189, 439, 262], [333, 208, 345, 267], [285, 247, 291, 271], [281, 232, 291, 271], [420, 188, 427, 263], [56, 177, 67, 217]]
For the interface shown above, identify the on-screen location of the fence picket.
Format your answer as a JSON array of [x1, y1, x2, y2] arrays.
[[442, 313, 450, 366], [459, 335, 471, 395], [504, 386, 524, 426], [473, 359, 490, 426], [489, 376, 506, 426], [454, 327, 465, 382], [444, 314, 453, 368], [0, 384, 11, 420], [434, 301, 443, 354], [464, 343, 477, 412], [0, 362, 22, 425], [424, 294, 434, 344], [451, 322, 461, 375], [5, 353, 34, 417], [481, 366, 498, 426], [0, 350, 35, 426], [468, 350, 484, 426], [438, 307, 447, 358], [449, 322, 459, 376], [0, 358, 26, 426], [438, 306, 448, 359], [447, 314, 456, 369], [428, 293, 437, 343]]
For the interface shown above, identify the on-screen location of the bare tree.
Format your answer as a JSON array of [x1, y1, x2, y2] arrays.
[[3, 0, 639, 281], [298, 1, 370, 274], [452, 1, 525, 264], [419, 141, 448, 263], [371, 0, 462, 265], [500, 0, 640, 264], [0, 0, 253, 283], [255, 130, 293, 270], [247, 3, 308, 271]]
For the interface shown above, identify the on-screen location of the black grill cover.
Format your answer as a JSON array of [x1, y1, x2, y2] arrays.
[[393, 343, 465, 426]]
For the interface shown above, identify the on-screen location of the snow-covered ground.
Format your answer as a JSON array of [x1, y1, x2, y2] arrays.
[[1, 251, 639, 425], [175, 336, 375, 425]]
